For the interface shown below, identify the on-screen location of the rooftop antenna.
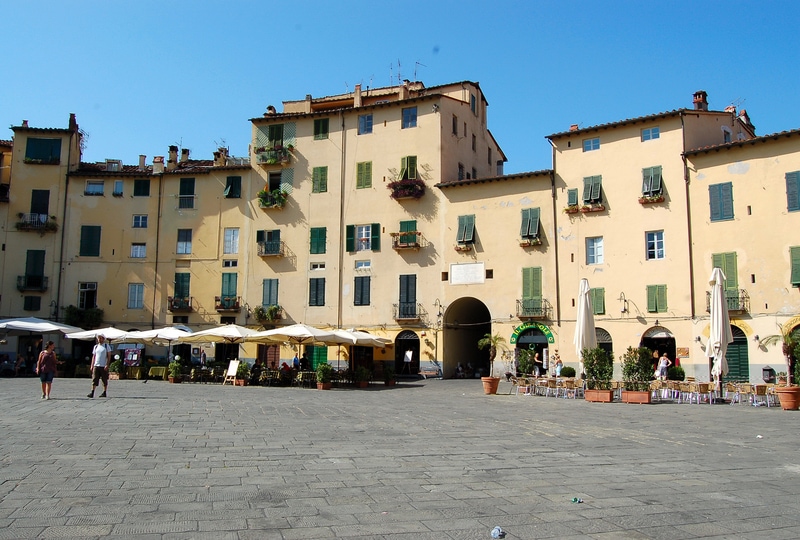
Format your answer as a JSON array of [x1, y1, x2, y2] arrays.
[[414, 61, 427, 81], [397, 59, 401, 84]]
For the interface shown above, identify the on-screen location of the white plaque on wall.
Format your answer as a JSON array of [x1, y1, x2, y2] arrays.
[[450, 262, 485, 285]]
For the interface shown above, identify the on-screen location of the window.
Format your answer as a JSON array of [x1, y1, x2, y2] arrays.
[[582, 175, 602, 204], [179, 178, 195, 209], [78, 282, 97, 309], [355, 260, 371, 270], [222, 260, 237, 267], [354, 276, 371, 306], [177, 229, 192, 254], [712, 252, 739, 295], [709, 182, 734, 221], [645, 231, 664, 260], [221, 273, 238, 304], [262, 278, 279, 306], [642, 127, 660, 141], [113, 180, 123, 196], [520, 208, 541, 239], [590, 287, 605, 315], [127, 283, 144, 309], [791, 247, 800, 287], [456, 215, 475, 244], [452, 115, 458, 135], [23, 296, 41, 311], [722, 126, 732, 143], [132, 214, 148, 228], [309, 277, 325, 306], [130, 243, 146, 258], [133, 179, 150, 197], [174, 273, 190, 300], [268, 124, 284, 147], [458, 163, 465, 180], [85, 180, 104, 196], [358, 114, 373, 135], [488, 148, 492, 166], [310, 227, 326, 254], [79, 226, 101, 257], [472, 134, 476, 151], [314, 118, 329, 140], [786, 171, 800, 212], [402, 107, 417, 129], [646, 284, 668, 313], [346, 224, 380, 252], [310, 262, 326, 270], [356, 161, 372, 189], [642, 166, 663, 196], [583, 137, 600, 152], [400, 156, 418, 180], [472, 167, 477, 180], [256, 230, 281, 255], [398, 274, 417, 318], [223, 228, 239, 255], [567, 188, 579, 207], [31, 190, 50, 215], [224, 176, 241, 198], [312, 166, 328, 193], [399, 220, 417, 245], [24, 250, 45, 290], [470, 94, 477, 115], [586, 236, 604, 265], [521, 267, 543, 316], [25, 138, 61, 164]]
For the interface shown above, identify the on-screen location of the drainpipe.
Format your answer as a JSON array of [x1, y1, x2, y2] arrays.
[[680, 112, 696, 320], [548, 138, 561, 327], [152, 171, 163, 329], [55, 129, 75, 322], [337, 110, 346, 329]]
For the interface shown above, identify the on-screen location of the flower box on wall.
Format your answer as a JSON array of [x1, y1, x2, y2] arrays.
[[580, 204, 605, 213], [563, 206, 580, 214], [638, 195, 664, 205], [454, 244, 473, 252], [519, 238, 542, 247]]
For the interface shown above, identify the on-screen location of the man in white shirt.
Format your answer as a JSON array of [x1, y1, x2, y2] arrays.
[[88, 335, 111, 398]]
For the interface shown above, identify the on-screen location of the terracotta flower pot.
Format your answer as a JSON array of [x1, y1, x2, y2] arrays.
[[317, 382, 332, 390], [481, 376, 500, 395], [775, 386, 800, 410]]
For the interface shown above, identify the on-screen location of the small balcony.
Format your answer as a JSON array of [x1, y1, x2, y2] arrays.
[[393, 302, 426, 321], [17, 275, 49, 292], [516, 298, 552, 320], [177, 195, 196, 209], [257, 240, 286, 257], [257, 189, 288, 209], [15, 213, 58, 233], [390, 231, 427, 250], [167, 296, 193, 312], [215, 296, 241, 312], [706, 289, 750, 314], [256, 147, 291, 166]]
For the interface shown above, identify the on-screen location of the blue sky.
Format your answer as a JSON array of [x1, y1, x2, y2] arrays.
[[3, 0, 799, 174]]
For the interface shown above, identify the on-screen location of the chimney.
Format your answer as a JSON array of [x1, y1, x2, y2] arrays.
[[138, 155, 146, 171], [738, 109, 751, 126], [265, 105, 276, 115], [693, 90, 708, 111], [569, 124, 579, 132], [213, 147, 228, 167], [304, 94, 312, 113], [69, 113, 78, 132], [153, 156, 165, 174], [354, 84, 362, 107], [21, 120, 28, 128], [167, 145, 178, 171], [724, 105, 736, 114], [180, 148, 190, 163], [399, 80, 409, 100]]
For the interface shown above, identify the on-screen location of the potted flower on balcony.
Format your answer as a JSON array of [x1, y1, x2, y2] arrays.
[[387, 178, 426, 200], [258, 188, 288, 208], [638, 194, 665, 204], [620, 346, 653, 404], [582, 347, 614, 402], [563, 204, 580, 214], [477, 333, 507, 394]]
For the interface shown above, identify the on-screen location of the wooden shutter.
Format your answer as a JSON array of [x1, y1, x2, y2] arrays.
[[224, 176, 241, 198], [310, 228, 326, 254], [309, 278, 325, 306], [80, 226, 101, 256], [370, 223, 380, 251], [786, 172, 800, 212], [712, 252, 738, 291], [791, 247, 800, 286], [25, 250, 45, 276], [30, 190, 50, 215], [590, 176, 602, 201], [256, 230, 265, 244], [346, 225, 355, 252], [221, 273, 237, 297], [520, 209, 531, 237], [357, 162, 372, 188], [522, 267, 542, 313], [457, 215, 475, 243], [400, 220, 417, 244], [650, 166, 662, 194], [399, 275, 417, 305], [262, 278, 278, 306], [355, 276, 370, 306], [568, 188, 578, 207], [591, 287, 605, 315], [647, 285, 667, 312], [582, 177, 593, 203], [175, 273, 190, 298]]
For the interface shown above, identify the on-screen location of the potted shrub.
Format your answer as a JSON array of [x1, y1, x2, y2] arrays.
[[582, 347, 614, 402], [316, 362, 334, 390], [620, 346, 653, 404], [109, 357, 124, 380], [667, 365, 685, 381], [383, 363, 396, 386], [477, 333, 507, 394], [560, 366, 577, 378], [235, 361, 250, 386], [168, 360, 182, 383], [516, 348, 534, 376], [354, 366, 371, 388], [760, 326, 800, 410]]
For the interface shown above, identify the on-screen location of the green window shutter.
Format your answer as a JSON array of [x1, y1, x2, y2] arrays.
[[256, 230, 265, 243], [720, 182, 733, 219], [371, 223, 380, 251], [529, 208, 540, 237], [179, 178, 195, 195], [399, 274, 417, 305], [521, 267, 543, 314], [647, 285, 658, 312], [712, 252, 738, 290], [354, 276, 370, 306], [356, 162, 372, 189], [175, 273, 190, 298], [591, 287, 605, 315], [650, 166, 662, 194], [399, 157, 408, 180], [268, 124, 284, 146], [312, 167, 328, 193], [25, 250, 45, 276], [221, 273, 237, 297], [346, 225, 355, 252], [80, 225, 101, 257], [786, 172, 800, 212], [309, 278, 325, 306], [262, 278, 278, 306], [657, 284, 667, 312], [407, 156, 417, 179], [399, 220, 417, 244], [568, 188, 578, 207], [520, 209, 531, 237], [582, 177, 593, 203], [710, 183, 733, 221], [590, 176, 602, 201], [457, 215, 466, 242], [642, 168, 652, 194], [791, 247, 800, 286], [310, 227, 326, 254], [314, 118, 329, 140], [457, 215, 475, 243], [709, 185, 721, 220]]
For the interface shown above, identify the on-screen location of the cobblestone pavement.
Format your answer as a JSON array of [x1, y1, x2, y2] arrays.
[[1, 376, 799, 539]]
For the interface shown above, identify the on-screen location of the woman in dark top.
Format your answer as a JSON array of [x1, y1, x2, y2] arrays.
[[36, 340, 57, 400]]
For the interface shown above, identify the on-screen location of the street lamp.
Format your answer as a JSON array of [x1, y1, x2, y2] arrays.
[[433, 299, 445, 375]]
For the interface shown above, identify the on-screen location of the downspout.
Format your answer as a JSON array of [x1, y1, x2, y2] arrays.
[[152, 171, 163, 329], [548, 138, 561, 327], [55, 135, 73, 322], [337, 110, 346, 329], [681, 112, 696, 320]]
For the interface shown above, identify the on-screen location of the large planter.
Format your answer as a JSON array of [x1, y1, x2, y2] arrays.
[[235, 379, 247, 387], [621, 390, 652, 404], [355, 381, 369, 388], [481, 376, 501, 395], [168, 376, 182, 384], [384, 380, 397, 386], [317, 382, 332, 390], [584, 388, 614, 402], [775, 386, 800, 410]]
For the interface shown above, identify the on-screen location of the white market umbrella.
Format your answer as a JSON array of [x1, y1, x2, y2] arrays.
[[708, 267, 733, 390], [246, 323, 355, 347], [112, 326, 192, 346], [573, 278, 597, 374], [332, 329, 392, 348], [66, 327, 128, 341], [177, 324, 257, 344], [0, 317, 83, 335]]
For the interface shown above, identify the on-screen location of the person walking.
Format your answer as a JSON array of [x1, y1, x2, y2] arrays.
[[35, 340, 57, 399], [88, 335, 111, 398]]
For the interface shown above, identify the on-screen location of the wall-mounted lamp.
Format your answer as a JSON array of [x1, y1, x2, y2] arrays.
[[753, 335, 760, 342], [654, 319, 659, 326], [618, 292, 628, 313], [695, 336, 702, 343], [244, 302, 251, 320]]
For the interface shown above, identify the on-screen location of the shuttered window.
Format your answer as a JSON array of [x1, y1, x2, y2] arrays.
[[221, 273, 237, 298], [79, 226, 101, 257], [786, 171, 800, 212], [456, 215, 475, 244], [567, 188, 578, 207], [309, 278, 325, 306], [398, 275, 417, 318], [642, 166, 663, 196], [709, 182, 734, 221], [354, 276, 371, 306], [314, 118, 329, 140], [399, 156, 418, 180], [356, 162, 372, 189], [582, 175, 602, 204], [522, 267, 543, 315], [520, 208, 540, 238], [712, 252, 739, 291], [590, 288, 605, 315], [262, 278, 279, 306], [223, 176, 241, 198], [791, 247, 800, 287], [646, 284, 668, 313], [174, 273, 190, 298], [310, 227, 326, 254], [312, 166, 328, 193]]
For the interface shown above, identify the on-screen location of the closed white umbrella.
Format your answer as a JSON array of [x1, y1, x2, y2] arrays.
[[708, 267, 733, 393], [573, 278, 597, 374], [66, 327, 128, 341]]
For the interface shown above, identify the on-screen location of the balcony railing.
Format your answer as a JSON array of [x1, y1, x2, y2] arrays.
[[215, 296, 241, 312], [167, 296, 193, 312], [516, 298, 552, 319], [256, 148, 290, 166], [705, 289, 750, 313], [390, 231, 426, 250], [393, 302, 426, 321], [16, 275, 49, 292], [15, 213, 58, 232], [257, 240, 286, 257], [177, 195, 196, 209]]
